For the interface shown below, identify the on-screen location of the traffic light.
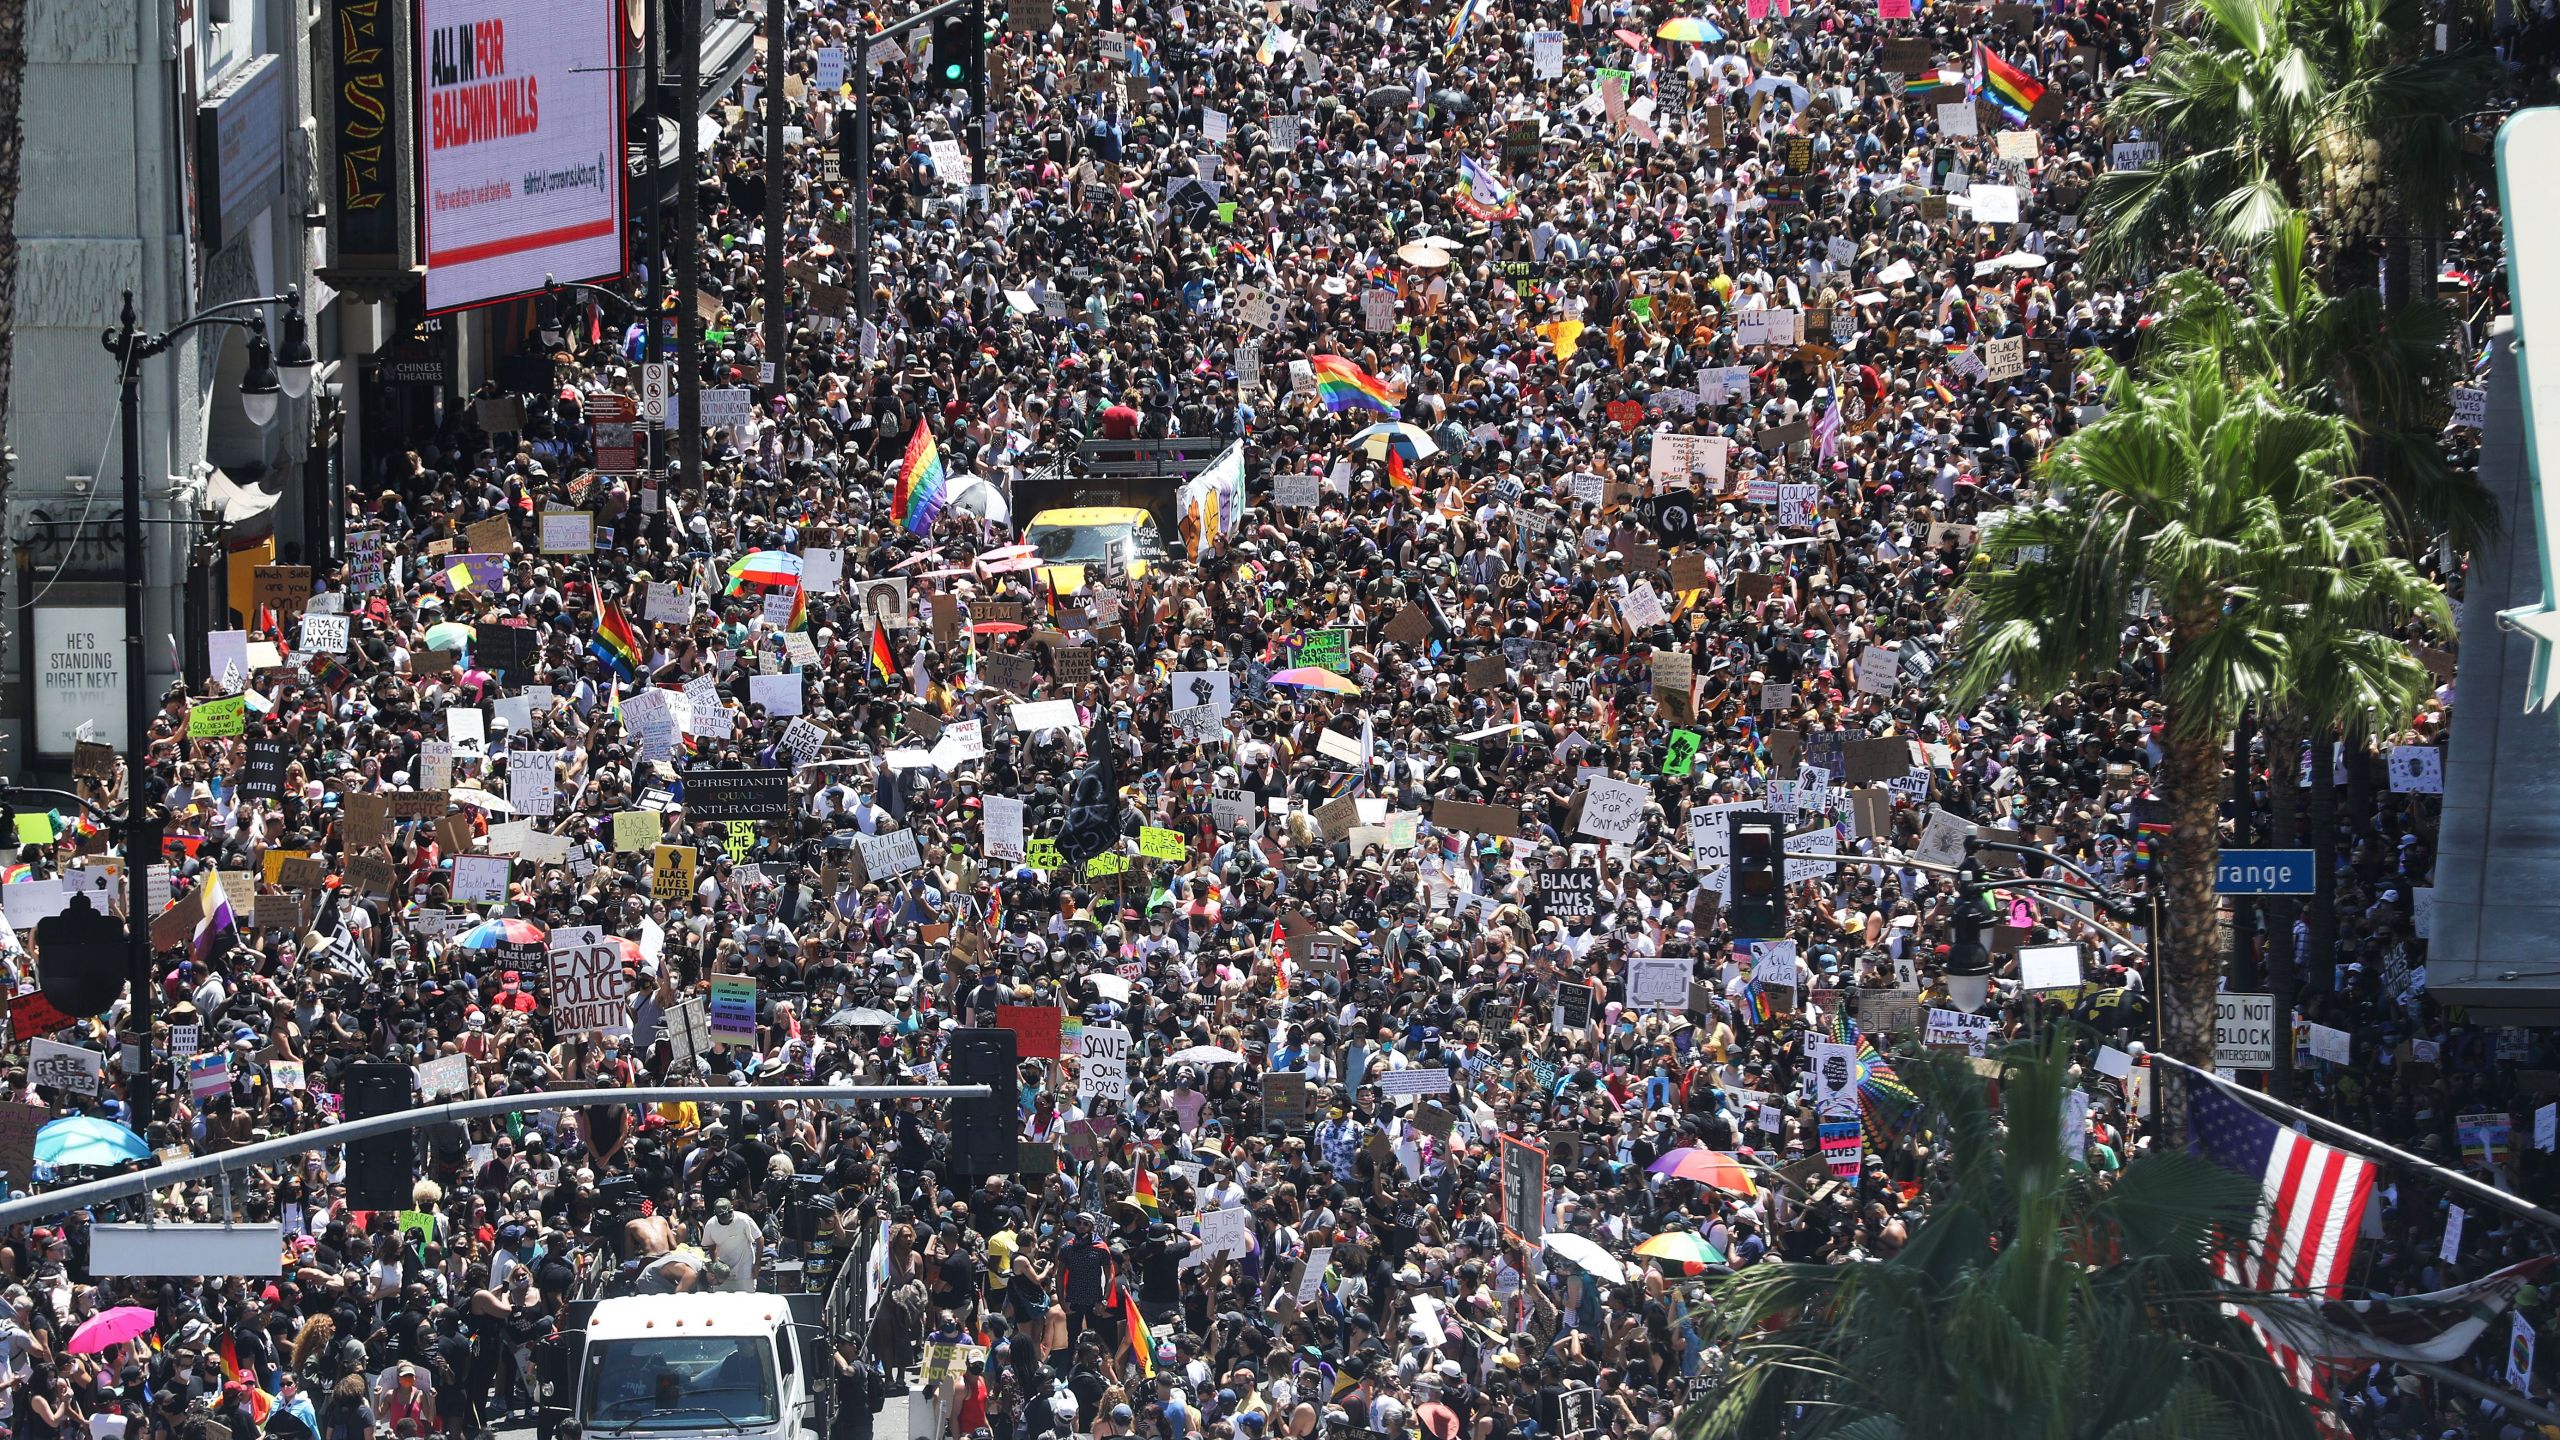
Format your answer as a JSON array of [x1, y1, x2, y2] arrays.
[[928, 12, 981, 92], [946, 1027, 1019, 1175], [342, 1063, 418, 1210], [1943, 847, 1998, 1011], [1728, 811, 1787, 938]]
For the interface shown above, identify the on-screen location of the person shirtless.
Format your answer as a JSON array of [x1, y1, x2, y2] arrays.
[[625, 1192, 677, 1259]]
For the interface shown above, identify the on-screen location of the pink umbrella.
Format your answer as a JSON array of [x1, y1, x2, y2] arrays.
[[68, 1306, 158, 1354]]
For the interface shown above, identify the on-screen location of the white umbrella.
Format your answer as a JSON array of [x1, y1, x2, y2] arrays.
[[1543, 1232, 1631, 1285], [947, 476, 1012, 523], [1397, 241, 1453, 269], [1348, 421, 1441, 460], [1979, 251, 2049, 272], [1169, 1044, 1247, 1066], [448, 787, 516, 813]]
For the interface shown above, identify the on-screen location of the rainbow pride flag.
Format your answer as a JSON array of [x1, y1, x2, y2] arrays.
[[1309, 354, 1403, 416], [894, 419, 948, 535], [1974, 42, 2044, 122], [590, 604, 643, 681]]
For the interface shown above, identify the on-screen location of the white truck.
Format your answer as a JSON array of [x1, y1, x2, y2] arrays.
[[549, 1293, 830, 1440]]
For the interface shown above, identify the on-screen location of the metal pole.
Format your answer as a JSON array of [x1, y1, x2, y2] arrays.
[[675, 0, 704, 488], [111, 298, 155, 1143], [763, 0, 787, 401], [644, 0, 664, 366], [969, 0, 987, 197], [2156, 1053, 2560, 1234], [0, 1084, 989, 1231], [852, 37, 872, 320]]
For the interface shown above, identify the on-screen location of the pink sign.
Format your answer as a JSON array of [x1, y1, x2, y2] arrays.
[[1879, 0, 1913, 16]]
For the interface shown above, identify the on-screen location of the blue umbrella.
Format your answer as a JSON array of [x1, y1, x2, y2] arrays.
[[34, 1116, 149, 1169]]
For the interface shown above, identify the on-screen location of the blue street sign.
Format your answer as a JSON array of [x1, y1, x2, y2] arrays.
[[2215, 849, 2317, 895]]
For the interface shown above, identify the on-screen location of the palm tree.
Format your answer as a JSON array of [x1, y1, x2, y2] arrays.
[[1946, 358, 2447, 1121], [1684, 1033, 2320, 1440], [2084, 0, 2486, 299], [2145, 213, 2491, 544]]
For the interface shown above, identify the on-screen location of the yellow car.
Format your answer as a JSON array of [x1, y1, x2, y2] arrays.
[[1025, 506, 1167, 595]]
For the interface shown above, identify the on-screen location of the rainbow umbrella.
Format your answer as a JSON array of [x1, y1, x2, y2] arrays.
[[1647, 1147, 1761, 1196], [454, 917, 547, 951], [422, 621, 478, 652], [1267, 667, 1362, 694], [725, 551, 805, 590], [1656, 15, 1724, 40], [1633, 1230, 1727, 1266]]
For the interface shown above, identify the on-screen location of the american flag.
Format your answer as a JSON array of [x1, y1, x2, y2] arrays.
[[2191, 1084, 2377, 1436]]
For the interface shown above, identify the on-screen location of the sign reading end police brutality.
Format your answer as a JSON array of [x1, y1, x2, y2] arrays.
[[418, 0, 627, 311], [546, 925, 629, 1037]]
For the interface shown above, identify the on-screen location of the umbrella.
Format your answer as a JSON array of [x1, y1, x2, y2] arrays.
[[33, 1117, 149, 1170], [1349, 422, 1442, 460], [977, 543, 1040, 571], [826, 1006, 898, 1028], [1416, 235, 1466, 251], [726, 550, 805, 588], [1542, 1232, 1632, 1285], [449, 787, 516, 813], [607, 936, 648, 969], [422, 621, 477, 652], [1656, 16, 1724, 40], [947, 477, 1011, 523], [971, 621, 1028, 635], [1633, 1230, 1728, 1266], [1612, 26, 1650, 46], [67, 1306, 159, 1355], [1169, 1044, 1248, 1066], [1397, 242, 1454, 269], [1976, 251, 2049, 273], [1267, 666, 1362, 694], [1361, 84, 1413, 110], [455, 917, 547, 951], [1647, 1147, 1761, 1196]]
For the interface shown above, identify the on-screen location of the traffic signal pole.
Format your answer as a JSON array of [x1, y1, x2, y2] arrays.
[[847, 0, 981, 321], [0, 1084, 992, 1231]]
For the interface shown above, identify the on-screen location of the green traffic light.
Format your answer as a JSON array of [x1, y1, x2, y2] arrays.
[[945, 63, 964, 78]]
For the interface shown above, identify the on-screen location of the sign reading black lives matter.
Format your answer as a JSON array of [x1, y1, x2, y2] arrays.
[[238, 739, 289, 798], [678, 768, 793, 822], [1536, 868, 1599, 920]]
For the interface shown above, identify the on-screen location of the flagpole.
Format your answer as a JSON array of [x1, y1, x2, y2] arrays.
[[2155, 1054, 2560, 1235]]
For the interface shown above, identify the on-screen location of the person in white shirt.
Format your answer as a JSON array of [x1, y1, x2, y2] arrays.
[[699, 1197, 762, 1292]]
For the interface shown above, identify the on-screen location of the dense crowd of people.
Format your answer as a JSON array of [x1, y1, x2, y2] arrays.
[[0, 0, 2553, 1435]]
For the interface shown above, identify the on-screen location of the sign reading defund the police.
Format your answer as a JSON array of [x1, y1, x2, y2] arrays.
[[546, 925, 630, 1038], [2216, 992, 2276, 1070], [1078, 1024, 1132, 1103]]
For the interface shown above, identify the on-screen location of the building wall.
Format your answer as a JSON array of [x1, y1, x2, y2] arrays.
[[3, 0, 320, 774]]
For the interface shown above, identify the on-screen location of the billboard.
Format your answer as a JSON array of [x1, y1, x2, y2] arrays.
[[416, 0, 624, 311]]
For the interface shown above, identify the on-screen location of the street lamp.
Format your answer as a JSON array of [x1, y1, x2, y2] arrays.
[[97, 285, 311, 1139]]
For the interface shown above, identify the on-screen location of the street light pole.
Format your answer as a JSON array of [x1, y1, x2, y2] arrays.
[[100, 288, 311, 1142], [764, 0, 787, 402], [675, 0, 704, 488]]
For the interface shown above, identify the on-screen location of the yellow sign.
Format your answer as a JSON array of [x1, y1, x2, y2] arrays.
[[261, 848, 308, 885], [1138, 826, 1187, 862], [723, 821, 756, 862], [613, 810, 665, 852], [188, 696, 246, 738], [652, 844, 697, 903], [1025, 838, 1062, 872], [1086, 852, 1129, 877]]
